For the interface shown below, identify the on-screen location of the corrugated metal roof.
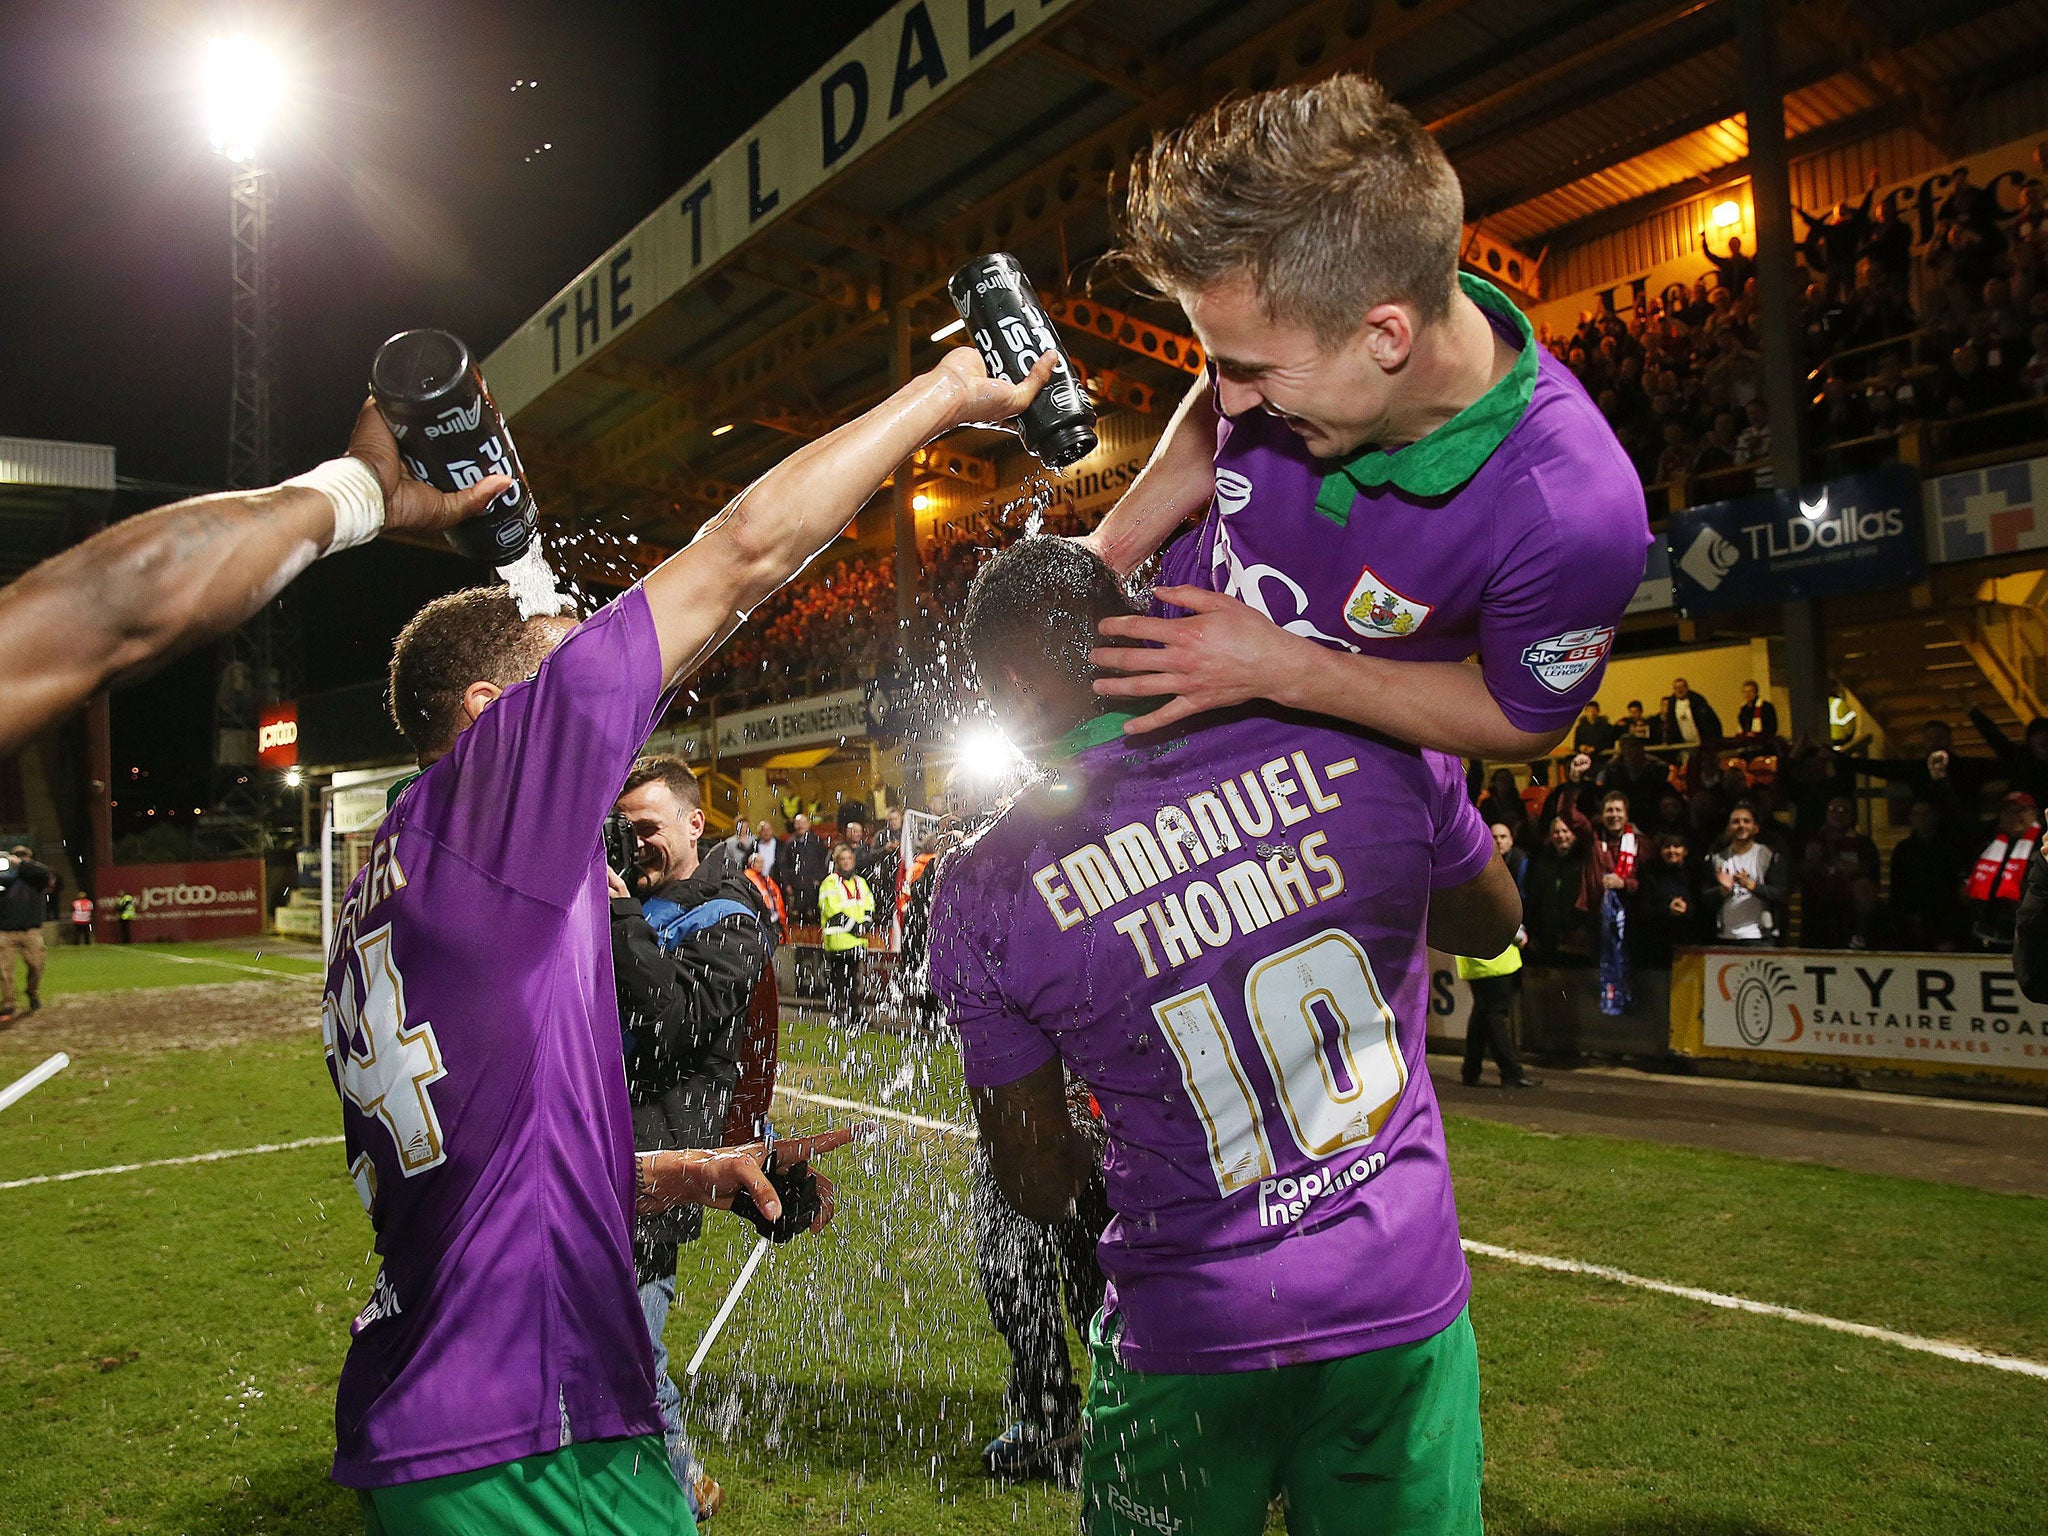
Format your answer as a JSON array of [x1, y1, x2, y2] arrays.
[[0, 436, 115, 492]]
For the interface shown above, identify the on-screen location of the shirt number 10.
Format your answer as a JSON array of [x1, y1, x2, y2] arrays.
[[1151, 928, 1409, 1198]]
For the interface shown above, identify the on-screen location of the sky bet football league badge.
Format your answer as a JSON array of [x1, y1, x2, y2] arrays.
[[1520, 625, 1617, 694]]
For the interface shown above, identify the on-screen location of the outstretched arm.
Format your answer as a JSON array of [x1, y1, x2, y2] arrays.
[[640, 349, 1053, 687], [1077, 372, 1219, 578], [0, 401, 508, 756]]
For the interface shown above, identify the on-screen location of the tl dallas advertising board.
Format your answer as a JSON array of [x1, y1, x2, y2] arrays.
[[1679, 948, 2048, 1079], [98, 860, 264, 941], [1667, 463, 1924, 617]]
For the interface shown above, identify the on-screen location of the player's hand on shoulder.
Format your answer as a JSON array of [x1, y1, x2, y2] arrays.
[[1090, 585, 1301, 736]]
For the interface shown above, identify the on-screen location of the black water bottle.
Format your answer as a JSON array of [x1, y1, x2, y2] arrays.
[[947, 254, 1098, 470], [369, 329, 537, 566]]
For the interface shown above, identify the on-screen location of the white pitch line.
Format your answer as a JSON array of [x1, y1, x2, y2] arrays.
[[774, 1085, 975, 1138], [120, 949, 323, 982], [4, 1079, 2042, 1382], [0, 1134, 343, 1190], [1461, 1240, 2048, 1380]]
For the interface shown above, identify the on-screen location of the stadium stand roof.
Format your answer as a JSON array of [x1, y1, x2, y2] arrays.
[[491, 0, 2048, 576], [0, 435, 115, 585]]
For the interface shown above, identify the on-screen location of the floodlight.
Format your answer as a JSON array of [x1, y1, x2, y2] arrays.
[[957, 724, 1026, 786], [284, 767, 303, 788], [912, 492, 931, 512], [205, 36, 284, 163], [1712, 200, 1742, 229]]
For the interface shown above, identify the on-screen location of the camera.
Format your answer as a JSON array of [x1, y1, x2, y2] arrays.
[[604, 810, 639, 886]]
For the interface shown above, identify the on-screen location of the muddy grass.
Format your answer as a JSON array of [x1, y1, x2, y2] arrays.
[[0, 978, 322, 1058]]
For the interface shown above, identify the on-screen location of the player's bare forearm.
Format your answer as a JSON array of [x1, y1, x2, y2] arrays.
[[1428, 854, 1522, 957], [972, 1063, 1092, 1224], [1081, 375, 1217, 577], [1093, 588, 1570, 757], [1279, 647, 1570, 760], [0, 486, 333, 755], [634, 1127, 856, 1229], [643, 349, 1054, 686]]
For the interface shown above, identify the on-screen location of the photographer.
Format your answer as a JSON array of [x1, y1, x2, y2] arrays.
[[610, 755, 777, 1519]]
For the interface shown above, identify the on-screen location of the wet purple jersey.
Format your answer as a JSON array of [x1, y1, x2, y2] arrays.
[[319, 589, 668, 1487], [931, 710, 1494, 1373], [1158, 280, 1650, 735]]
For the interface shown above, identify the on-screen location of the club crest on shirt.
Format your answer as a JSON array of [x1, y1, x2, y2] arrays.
[[1520, 625, 1617, 694], [1342, 565, 1432, 639]]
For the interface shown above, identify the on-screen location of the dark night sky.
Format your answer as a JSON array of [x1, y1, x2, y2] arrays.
[[0, 0, 893, 828]]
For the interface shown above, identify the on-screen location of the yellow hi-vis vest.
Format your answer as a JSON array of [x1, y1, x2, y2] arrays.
[[1455, 942, 1524, 980], [818, 874, 874, 952]]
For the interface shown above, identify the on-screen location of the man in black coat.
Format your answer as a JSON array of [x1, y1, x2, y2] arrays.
[[1659, 678, 1722, 747], [611, 757, 776, 1519], [779, 811, 829, 925], [0, 845, 54, 1022]]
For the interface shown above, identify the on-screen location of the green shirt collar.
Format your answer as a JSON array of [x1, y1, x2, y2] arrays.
[[1045, 711, 1134, 763], [1312, 273, 1537, 522], [385, 770, 422, 808]]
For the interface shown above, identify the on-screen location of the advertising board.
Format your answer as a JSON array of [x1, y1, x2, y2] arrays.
[[97, 860, 265, 942], [1676, 948, 2048, 1079], [1667, 463, 1924, 617]]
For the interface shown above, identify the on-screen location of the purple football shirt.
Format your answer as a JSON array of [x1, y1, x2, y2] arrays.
[[319, 589, 668, 1488], [931, 709, 1494, 1373], [1158, 282, 1650, 735]]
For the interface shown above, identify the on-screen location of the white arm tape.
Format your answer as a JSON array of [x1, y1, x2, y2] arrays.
[[285, 455, 386, 555]]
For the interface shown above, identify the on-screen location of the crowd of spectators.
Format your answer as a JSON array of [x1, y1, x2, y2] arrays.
[[1547, 155, 2048, 493], [1483, 681, 2047, 976], [691, 501, 1094, 708], [681, 158, 2048, 709]]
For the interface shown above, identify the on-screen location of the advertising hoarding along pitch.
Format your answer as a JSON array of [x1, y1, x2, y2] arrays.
[[1666, 463, 1924, 617], [97, 860, 265, 942], [1685, 947, 2048, 1078]]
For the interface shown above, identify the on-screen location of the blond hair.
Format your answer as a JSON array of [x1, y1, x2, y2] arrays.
[[1112, 74, 1463, 343]]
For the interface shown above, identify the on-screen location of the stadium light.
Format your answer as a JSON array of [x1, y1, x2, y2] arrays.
[[205, 35, 284, 164], [284, 767, 303, 788], [711, 422, 736, 437], [1712, 199, 1742, 229], [912, 491, 931, 512], [956, 724, 1026, 787]]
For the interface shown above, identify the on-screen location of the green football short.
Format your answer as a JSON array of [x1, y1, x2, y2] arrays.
[[1081, 1307, 1483, 1536], [357, 1433, 696, 1536]]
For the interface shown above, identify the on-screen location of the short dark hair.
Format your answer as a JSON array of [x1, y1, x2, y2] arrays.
[[1602, 790, 1630, 809], [622, 755, 701, 811], [962, 537, 1137, 689], [387, 587, 570, 758]]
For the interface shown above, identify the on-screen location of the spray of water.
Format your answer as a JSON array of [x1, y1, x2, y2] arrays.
[[497, 542, 571, 620], [544, 448, 1109, 1515]]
